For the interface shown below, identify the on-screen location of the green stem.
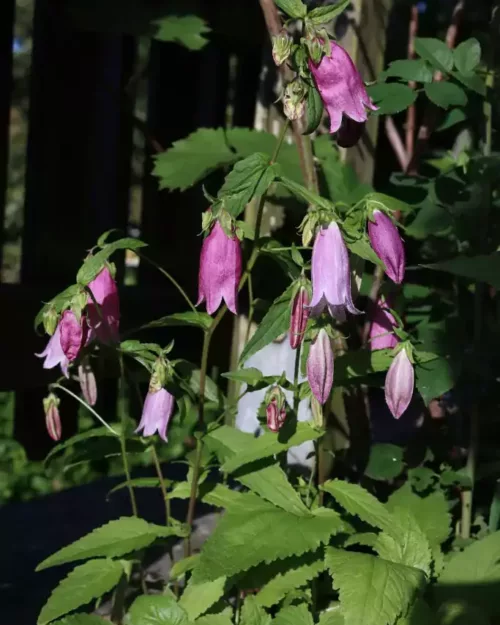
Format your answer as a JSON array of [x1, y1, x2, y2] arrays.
[[51, 383, 118, 435], [138, 251, 197, 313], [118, 354, 139, 517], [293, 344, 301, 415], [244, 274, 255, 346], [151, 445, 171, 525]]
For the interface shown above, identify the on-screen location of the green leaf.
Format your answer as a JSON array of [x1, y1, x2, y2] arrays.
[[416, 357, 455, 405], [178, 576, 226, 620], [154, 16, 210, 50], [365, 192, 412, 215], [108, 478, 164, 497], [37, 559, 124, 625], [437, 108, 467, 131], [140, 312, 212, 332], [325, 548, 425, 625], [322, 479, 394, 532], [127, 594, 189, 625], [218, 153, 278, 218], [308, 0, 350, 25], [367, 83, 417, 115], [424, 82, 467, 109], [451, 70, 486, 96], [222, 367, 264, 385], [34, 284, 81, 331], [414, 38, 454, 73], [240, 596, 271, 625], [274, 604, 313, 625], [303, 84, 324, 135], [77, 238, 147, 285], [424, 253, 500, 288], [387, 483, 451, 546], [274, 0, 307, 19], [256, 554, 324, 607], [195, 611, 233, 625], [37, 517, 186, 571], [364, 444, 404, 481], [453, 38, 481, 75], [170, 555, 200, 580], [382, 59, 433, 83], [44, 427, 119, 466], [52, 617, 109, 625], [239, 284, 294, 365], [194, 493, 345, 582], [277, 176, 334, 210], [317, 607, 344, 625], [220, 422, 323, 473], [374, 507, 432, 576]]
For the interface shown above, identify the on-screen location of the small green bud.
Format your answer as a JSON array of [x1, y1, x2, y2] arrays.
[[43, 307, 58, 336], [283, 80, 307, 121], [272, 30, 293, 66]]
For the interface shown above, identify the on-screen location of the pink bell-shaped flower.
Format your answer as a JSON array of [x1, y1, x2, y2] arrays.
[[289, 286, 310, 349], [385, 348, 414, 419], [369, 296, 399, 351], [60, 310, 87, 362], [310, 222, 361, 320], [87, 267, 120, 343], [368, 210, 406, 284], [36, 322, 69, 377], [307, 328, 334, 405], [136, 387, 175, 442], [197, 220, 242, 315], [309, 42, 377, 134]]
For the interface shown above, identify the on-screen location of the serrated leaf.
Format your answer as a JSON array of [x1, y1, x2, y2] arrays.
[[415, 38, 454, 73], [256, 554, 324, 607], [52, 616, 109, 625], [194, 493, 345, 582], [382, 59, 433, 83], [453, 38, 481, 75], [127, 594, 189, 625], [220, 422, 323, 473], [274, 0, 307, 19], [424, 82, 467, 109], [365, 192, 412, 214], [140, 312, 212, 332], [154, 15, 210, 50], [37, 559, 124, 625], [416, 356, 455, 405], [77, 238, 147, 285], [45, 427, 119, 466], [222, 367, 263, 385], [278, 176, 334, 210], [325, 548, 425, 625], [387, 484, 451, 546], [195, 611, 233, 625], [239, 284, 294, 364], [170, 554, 199, 580], [367, 83, 417, 115], [37, 517, 186, 571], [178, 576, 226, 620], [218, 153, 278, 218], [437, 108, 467, 131], [322, 479, 394, 533], [274, 604, 313, 625], [364, 444, 404, 481], [303, 85, 324, 134], [318, 607, 344, 625], [240, 596, 271, 625], [424, 253, 500, 288], [308, 0, 350, 25]]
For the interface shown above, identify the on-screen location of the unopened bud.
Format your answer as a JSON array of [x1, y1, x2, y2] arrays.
[[283, 80, 306, 121], [290, 285, 310, 349], [272, 30, 293, 66], [306, 37, 323, 65], [265, 386, 287, 432], [43, 307, 58, 336], [78, 358, 97, 406], [43, 393, 62, 441], [150, 358, 169, 392]]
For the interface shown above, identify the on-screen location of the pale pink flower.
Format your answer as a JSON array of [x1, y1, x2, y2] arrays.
[[136, 388, 175, 442], [36, 322, 69, 377], [290, 286, 310, 349], [87, 267, 120, 343]]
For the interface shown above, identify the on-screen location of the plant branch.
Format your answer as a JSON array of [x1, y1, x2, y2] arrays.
[[151, 445, 171, 525]]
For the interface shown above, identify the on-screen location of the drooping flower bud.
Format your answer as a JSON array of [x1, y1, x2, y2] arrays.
[[309, 41, 378, 134], [87, 266, 120, 343], [283, 80, 306, 121], [60, 310, 87, 362], [266, 386, 287, 432], [43, 393, 62, 441], [78, 358, 97, 406], [307, 328, 334, 405], [290, 286, 310, 349], [310, 222, 361, 320], [337, 118, 365, 148], [369, 296, 399, 351], [272, 30, 293, 66], [36, 322, 69, 377], [368, 210, 406, 284], [385, 347, 414, 419], [305, 36, 323, 65], [197, 219, 242, 315]]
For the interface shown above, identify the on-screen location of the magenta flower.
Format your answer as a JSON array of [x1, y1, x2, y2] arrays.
[[310, 222, 361, 320], [309, 42, 377, 134], [307, 329, 334, 405], [368, 210, 406, 284], [369, 296, 399, 351], [43, 394, 62, 442], [87, 267, 120, 343], [290, 286, 310, 349], [197, 220, 242, 315], [36, 322, 69, 377], [385, 348, 414, 419], [136, 387, 175, 442], [60, 310, 87, 362]]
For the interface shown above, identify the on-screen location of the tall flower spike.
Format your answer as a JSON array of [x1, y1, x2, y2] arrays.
[[307, 328, 334, 405], [290, 285, 310, 349], [310, 221, 361, 320], [87, 266, 120, 343], [36, 322, 69, 377], [385, 348, 414, 419], [197, 220, 242, 315], [309, 41, 377, 134], [136, 387, 175, 442], [60, 310, 87, 362], [369, 296, 399, 351], [368, 210, 406, 284]]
